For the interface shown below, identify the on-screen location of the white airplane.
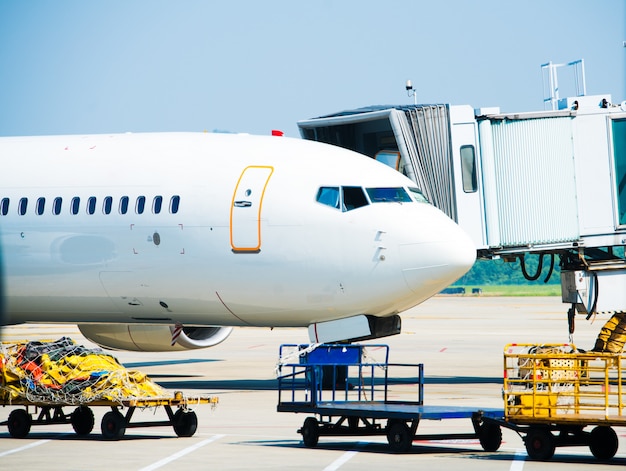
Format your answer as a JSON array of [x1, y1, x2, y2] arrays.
[[0, 132, 476, 351]]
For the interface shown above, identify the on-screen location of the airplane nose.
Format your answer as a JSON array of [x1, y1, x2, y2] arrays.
[[399, 223, 476, 294]]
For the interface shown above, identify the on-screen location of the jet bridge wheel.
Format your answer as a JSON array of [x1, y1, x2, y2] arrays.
[[172, 409, 198, 437], [71, 406, 95, 436], [589, 426, 618, 461], [7, 409, 32, 438], [301, 417, 319, 448], [386, 420, 412, 453], [525, 427, 555, 461], [101, 410, 126, 440]]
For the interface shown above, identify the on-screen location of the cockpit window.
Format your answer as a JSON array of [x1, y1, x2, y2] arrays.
[[366, 187, 412, 203], [317, 186, 370, 212], [408, 187, 429, 203], [316, 187, 340, 209], [342, 186, 368, 211]]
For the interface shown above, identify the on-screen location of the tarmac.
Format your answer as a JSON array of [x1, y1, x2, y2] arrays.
[[1, 295, 625, 470]]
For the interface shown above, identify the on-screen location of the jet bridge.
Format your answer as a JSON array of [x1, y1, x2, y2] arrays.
[[297, 95, 626, 333]]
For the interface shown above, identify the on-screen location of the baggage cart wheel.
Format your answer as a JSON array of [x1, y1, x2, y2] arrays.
[[7, 409, 32, 439], [101, 410, 126, 440], [525, 427, 555, 461], [478, 422, 502, 452], [589, 426, 618, 461], [387, 420, 412, 453], [173, 409, 198, 437], [301, 417, 319, 448], [71, 406, 95, 436]]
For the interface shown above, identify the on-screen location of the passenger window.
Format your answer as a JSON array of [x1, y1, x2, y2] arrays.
[[103, 196, 113, 215], [136, 196, 146, 214], [71, 197, 80, 215], [366, 187, 412, 203], [18, 198, 28, 216], [0, 198, 8, 216], [153, 196, 163, 214], [87, 197, 97, 215], [460, 145, 478, 193], [316, 187, 340, 209], [119, 196, 129, 215], [170, 195, 180, 214], [342, 187, 369, 211], [53, 197, 62, 215], [36, 197, 46, 215]]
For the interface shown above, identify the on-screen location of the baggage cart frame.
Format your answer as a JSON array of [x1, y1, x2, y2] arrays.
[[276, 344, 503, 452]]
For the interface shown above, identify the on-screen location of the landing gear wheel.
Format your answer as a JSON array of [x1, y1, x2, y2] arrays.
[[478, 421, 502, 452], [101, 410, 126, 440], [525, 427, 555, 461], [589, 426, 618, 461], [71, 406, 95, 436], [301, 417, 319, 448], [387, 420, 412, 452], [173, 409, 198, 437], [7, 409, 32, 438]]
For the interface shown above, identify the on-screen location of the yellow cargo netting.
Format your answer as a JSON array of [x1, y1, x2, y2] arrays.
[[0, 337, 169, 405]]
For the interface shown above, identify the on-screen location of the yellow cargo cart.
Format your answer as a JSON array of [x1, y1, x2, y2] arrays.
[[499, 343, 625, 461], [0, 337, 218, 439]]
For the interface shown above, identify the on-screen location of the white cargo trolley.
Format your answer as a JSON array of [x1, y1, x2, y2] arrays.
[[276, 344, 503, 452]]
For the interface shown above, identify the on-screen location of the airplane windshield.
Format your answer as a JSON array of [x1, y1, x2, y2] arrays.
[[409, 187, 429, 203], [366, 187, 412, 203]]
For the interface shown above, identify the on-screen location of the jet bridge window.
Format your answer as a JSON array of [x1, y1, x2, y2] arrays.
[[613, 118, 626, 226], [366, 187, 412, 203], [460, 145, 478, 193], [0, 198, 9, 216]]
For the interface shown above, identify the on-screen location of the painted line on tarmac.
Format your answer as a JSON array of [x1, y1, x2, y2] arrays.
[[138, 434, 225, 471], [0, 439, 51, 457], [509, 448, 526, 471], [322, 441, 367, 471]]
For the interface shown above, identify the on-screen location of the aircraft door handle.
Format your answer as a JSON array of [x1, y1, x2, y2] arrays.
[[234, 201, 252, 207]]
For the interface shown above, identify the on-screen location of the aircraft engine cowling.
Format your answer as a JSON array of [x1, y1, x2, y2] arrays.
[[77, 324, 234, 352]]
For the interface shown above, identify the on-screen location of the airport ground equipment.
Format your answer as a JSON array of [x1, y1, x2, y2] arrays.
[[276, 344, 503, 452], [0, 338, 217, 439], [496, 343, 626, 461]]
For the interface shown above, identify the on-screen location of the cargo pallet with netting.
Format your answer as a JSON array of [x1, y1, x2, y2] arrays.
[[497, 343, 625, 461], [0, 338, 217, 439]]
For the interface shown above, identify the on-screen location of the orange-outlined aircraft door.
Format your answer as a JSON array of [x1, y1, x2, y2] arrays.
[[230, 166, 274, 253]]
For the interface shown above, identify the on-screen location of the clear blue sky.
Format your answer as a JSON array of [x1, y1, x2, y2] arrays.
[[0, 0, 624, 137]]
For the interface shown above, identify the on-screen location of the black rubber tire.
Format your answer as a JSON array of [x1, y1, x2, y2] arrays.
[[525, 427, 555, 461], [387, 420, 412, 453], [101, 410, 126, 440], [301, 417, 319, 448], [71, 406, 95, 436], [7, 409, 32, 439], [173, 409, 198, 437], [478, 421, 502, 452], [589, 426, 618, 461]]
